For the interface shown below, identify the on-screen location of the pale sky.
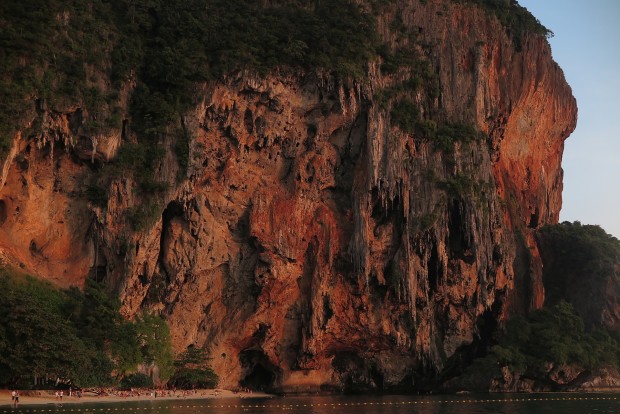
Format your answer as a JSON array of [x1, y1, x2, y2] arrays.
[[519, 0, 620, 239]]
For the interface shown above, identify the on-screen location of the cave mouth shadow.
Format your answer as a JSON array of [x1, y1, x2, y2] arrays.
[[239, 349, 280, 392]]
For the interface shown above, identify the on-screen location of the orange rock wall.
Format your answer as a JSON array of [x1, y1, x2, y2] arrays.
[[0, 0, 576, 392]]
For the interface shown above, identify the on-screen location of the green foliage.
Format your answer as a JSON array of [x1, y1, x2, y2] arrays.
[[415, 120, 438, 137], [119, 373, 154, 390], [86, 184, 109, 208], [538, 222, 620, 283], [426, 123, 486, 152], [1, 0, 382, 202], [378, 45, 418, 76], [454, 0, 553, 50], [174, 129, 190, 182], [169, 347, 218, 389], [486, 301, 620, 375], [127, 203, 162, 232], [418, 213, 439, 231], [170, 368, 218, 389], [0, 272, 94, 386], [374, 44, 438, 115], [135, 313, 174, 381], [200, 0, 379, 80], [144, 273, 168, 304], [537, 221, 620, 329], [0, 0, 121, 148], [390, 99, 419, 134], [438, 174, 474, 197], [458, 353, 502, 390], [0, 269, 174, 387], [109, 322, 142, 377]]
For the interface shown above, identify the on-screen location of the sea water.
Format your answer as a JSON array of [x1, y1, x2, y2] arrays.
[[3, 393, 620, 414]]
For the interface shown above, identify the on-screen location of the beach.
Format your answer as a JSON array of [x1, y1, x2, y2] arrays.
[[0, 389, 272, 407]]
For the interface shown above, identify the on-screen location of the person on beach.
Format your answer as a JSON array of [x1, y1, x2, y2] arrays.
[[60, 390, 63, 400], [14, 391, 19, 407], [11, 390, 16, 403]]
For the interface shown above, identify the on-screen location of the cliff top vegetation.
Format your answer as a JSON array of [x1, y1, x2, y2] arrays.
[[1, 0, 551, 152]]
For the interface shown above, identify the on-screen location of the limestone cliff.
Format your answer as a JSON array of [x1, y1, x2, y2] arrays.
[[0, 0, 576, 391]]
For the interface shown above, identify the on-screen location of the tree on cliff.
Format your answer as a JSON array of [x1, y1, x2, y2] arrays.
[[169, 346, 218, 389], [135, 312, 174, 382]]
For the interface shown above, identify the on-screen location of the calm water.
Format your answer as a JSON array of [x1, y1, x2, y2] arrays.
[[3, 393, 620, 414]]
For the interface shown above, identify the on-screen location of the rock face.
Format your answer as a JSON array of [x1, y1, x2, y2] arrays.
[[0, 0, 576, 391], [489, 365, 620, 393]]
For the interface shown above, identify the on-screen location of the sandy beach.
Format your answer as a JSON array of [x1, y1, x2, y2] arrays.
[[0, 389, 273, 407]]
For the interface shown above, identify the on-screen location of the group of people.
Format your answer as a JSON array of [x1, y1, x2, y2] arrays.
[[10, 390, 19, 406], [7, 388, 83, 406], [53, 388, 81, 399], [112, 388, 193, 398]]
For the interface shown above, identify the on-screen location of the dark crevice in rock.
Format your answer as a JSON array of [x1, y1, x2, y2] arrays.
[[68, 108, 83, 135], [529, 207, 540, 229], [239, 349, 280, 392], [298, 237, 318, 342], [255, 116, 266, 137], [89, 242, 108, 284], [244, 108, 254, 134], [230, 205, 251, 242], [321, 295, 333, 329], [448, 199, 466, 257], [305, 124, 317, 151], [427, 241, 440, 295], [121, 119, 129, 141], [0, 200, 7, 225]]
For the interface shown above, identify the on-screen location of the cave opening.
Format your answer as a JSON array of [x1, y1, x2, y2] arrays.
[[162, 201, 185, 224], [528, 207, 540, 229], [239, 350, 279, 391], [159, 201, 185, 258]]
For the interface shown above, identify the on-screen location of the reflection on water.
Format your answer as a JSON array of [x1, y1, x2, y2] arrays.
[[3, 394, 620, 414]]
